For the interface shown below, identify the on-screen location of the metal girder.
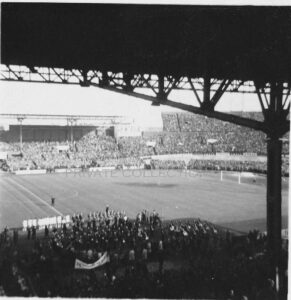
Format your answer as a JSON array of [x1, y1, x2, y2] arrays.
[[90, 82, 267, 132], [1, 64, 290, 135], [191, 76, 232, 111], [0, 114, 130, 126], [188, 78, 202, 106], [1, 63, 289, 296], [2, 65, 291, 95], [255, 82, 290, 138], [194, 76, 231, 111]]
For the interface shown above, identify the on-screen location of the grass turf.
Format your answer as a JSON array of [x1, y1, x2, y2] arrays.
[[0, 170, 288, 232]]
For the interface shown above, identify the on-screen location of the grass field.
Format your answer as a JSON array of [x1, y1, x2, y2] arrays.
[[0, 170, 288, 233]]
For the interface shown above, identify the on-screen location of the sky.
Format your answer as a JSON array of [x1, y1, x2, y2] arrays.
[[0, 81, 261, 127]]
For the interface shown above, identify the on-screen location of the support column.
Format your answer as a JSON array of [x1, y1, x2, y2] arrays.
[[264, 81, 286, 295], [67, 118, 74, 145], [204, 75, 211, 103], [152, 74, 166, 106], [17, 117, 24, 153], [70, 125, 73, 145], [20, 122, 23, 152], [123, 73, 133, 92], [266, 136, 282, 292], [257, 80, 289, 297], [80, 70, 89, 87], [157, 74, 166, 100], [100, 71, 109, 87], [201, 75, 213, 111]]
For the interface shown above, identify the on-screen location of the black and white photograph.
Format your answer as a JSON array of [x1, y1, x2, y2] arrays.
[[0, 1, 290, 299]]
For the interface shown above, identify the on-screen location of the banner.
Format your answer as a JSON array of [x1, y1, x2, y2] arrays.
[[22, 215, 71, 230], [207, 139, 218, 144], [146, 141, 156, 147], [75, 252, 110, 270], [15, 169, 47, 175]]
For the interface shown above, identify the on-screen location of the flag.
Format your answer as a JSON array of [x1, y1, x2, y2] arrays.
[[74, 252, 110, 270]]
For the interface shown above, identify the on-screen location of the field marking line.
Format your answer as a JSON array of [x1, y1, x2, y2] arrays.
[[8, 177, 64, 216], [1, 180, 45, 216], [4, 177, 55, 222]]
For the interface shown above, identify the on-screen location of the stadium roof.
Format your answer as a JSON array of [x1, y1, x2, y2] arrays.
[[1, 3, 291, 82]]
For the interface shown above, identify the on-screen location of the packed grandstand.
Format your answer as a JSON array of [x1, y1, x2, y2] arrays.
[[0, 112, 289, 176], [0, 111, 289, 299]]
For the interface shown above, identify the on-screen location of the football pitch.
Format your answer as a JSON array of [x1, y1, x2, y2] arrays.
[[0, 170, 288, 233]]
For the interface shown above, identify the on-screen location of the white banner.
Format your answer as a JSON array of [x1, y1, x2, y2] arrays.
[[207, 139, 218, 144], [146, 141, 156, 147], [15, 169, 47, 175], [74, 252, 110, 270], [23, 215, 71, 230]]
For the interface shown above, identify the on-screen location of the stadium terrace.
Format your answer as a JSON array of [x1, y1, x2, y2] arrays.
[[0, 112, 289, 175], [0, 111, 289, 299], [0, 3, 290, 300]]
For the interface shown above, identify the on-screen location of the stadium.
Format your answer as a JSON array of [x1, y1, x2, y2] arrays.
[[0, 3, 290, 300]]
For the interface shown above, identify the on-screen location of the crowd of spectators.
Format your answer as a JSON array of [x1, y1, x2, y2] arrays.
[[118, 136, 155, 157], [160, 113, 270, 154], [0, 112, 289, 172], [162, 112, 265, 133], [187, 159, 266, 174], [0, 207, 287, 299], [5, 134, 145, 171], [0, 112, 288, 298], [150, 159, 289, 176], [151, 160, 187, 170]]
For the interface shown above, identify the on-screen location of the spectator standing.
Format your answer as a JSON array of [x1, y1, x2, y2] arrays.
[[44, 225, 49, 238], [141, 246, 148, 276], [13, 229, 18, 245], [62, 223, 67, 235], [32, 226, 36, 240], [3, 226, 8, 242], [129, 249, 135, 267], [27, 227, 31, 240], [158, 240, 164, 273]]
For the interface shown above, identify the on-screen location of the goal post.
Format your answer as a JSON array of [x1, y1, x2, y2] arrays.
[[220, 170, 241, 184]]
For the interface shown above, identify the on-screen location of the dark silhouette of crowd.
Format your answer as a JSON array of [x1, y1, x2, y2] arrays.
[[0, 207, 288, 299]]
